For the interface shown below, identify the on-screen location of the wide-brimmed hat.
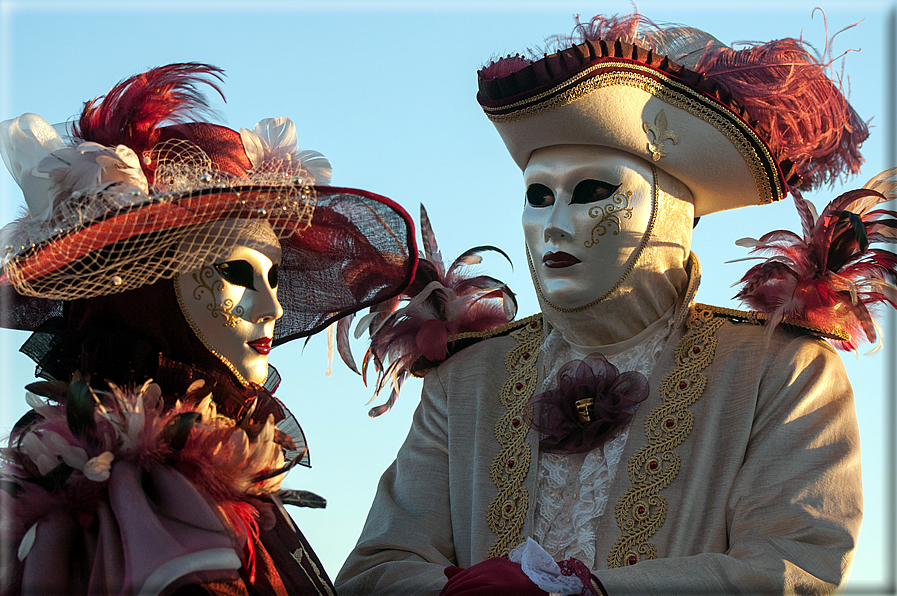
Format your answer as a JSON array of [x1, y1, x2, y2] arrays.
[[477, 14, 867, 216], [0, 63, 417, 345]]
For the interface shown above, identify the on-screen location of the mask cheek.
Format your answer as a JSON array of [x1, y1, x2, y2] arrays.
[[175, 267, 258, 386]]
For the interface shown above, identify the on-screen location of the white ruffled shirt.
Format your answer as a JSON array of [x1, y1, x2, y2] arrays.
[[533, 308, 676, 568]]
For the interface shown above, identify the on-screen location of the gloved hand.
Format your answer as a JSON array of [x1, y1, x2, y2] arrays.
[[440, 557, 550, 596]]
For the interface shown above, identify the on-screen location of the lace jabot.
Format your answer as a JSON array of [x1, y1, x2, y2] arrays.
[[532, 309, 675, 568]]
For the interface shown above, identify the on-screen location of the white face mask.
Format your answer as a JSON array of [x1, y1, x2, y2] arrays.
[[522, 145, 656, 310], [176, 242, 284, 385]]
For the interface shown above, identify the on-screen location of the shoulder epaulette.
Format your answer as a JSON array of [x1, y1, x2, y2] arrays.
[[694, 303, 850, 342], [410, 313, 543, 377]]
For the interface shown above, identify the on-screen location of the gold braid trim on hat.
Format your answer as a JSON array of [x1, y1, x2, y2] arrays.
[[528, 165, 659, 314], [484, 61, 782, 205], [485, 318, 543, 558], [608, 304, 724, 567]]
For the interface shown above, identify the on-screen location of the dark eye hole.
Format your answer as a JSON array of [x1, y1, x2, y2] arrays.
[[526, 183, 554, 207], [268, 264, 279, 289], [571, 180, 621, 204], [215, 260, 256, 290]]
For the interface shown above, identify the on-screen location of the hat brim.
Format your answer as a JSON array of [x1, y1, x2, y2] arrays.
[[0, 184, 417, 344], [480, 55, 789, 216]]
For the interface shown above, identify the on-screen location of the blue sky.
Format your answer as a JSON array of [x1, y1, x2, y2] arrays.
[[0, 1, 893, 592]]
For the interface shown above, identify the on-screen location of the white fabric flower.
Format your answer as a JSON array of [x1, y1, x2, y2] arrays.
[[0, 113, 67, 223], [83, 451, 114, 482], [38, 141, 149, 203], [240, 117, 332, 185]]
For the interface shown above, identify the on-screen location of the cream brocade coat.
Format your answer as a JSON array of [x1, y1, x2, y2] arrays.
[[336, 305, 862, 595]]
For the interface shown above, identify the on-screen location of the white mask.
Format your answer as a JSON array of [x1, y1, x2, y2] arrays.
[[176, 240, 284, 386], [522, 145, 656, 311]]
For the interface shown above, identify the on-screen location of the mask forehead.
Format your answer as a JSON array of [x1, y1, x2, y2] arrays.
[[524, 145, 636, 190]]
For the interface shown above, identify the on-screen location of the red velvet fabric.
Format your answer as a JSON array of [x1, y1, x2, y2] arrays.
[[440, 558, 549, 596]]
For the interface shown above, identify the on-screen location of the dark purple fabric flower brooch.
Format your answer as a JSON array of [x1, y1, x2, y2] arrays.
[[528, 353, 649, 454]]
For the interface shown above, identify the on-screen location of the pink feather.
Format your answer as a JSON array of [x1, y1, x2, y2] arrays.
[[355, 204, 517, 416], [735, 180, 897, 351]]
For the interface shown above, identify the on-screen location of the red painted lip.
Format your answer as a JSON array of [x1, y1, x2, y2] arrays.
[[543, 251, 582, 268], [247, 337, 272, 355]]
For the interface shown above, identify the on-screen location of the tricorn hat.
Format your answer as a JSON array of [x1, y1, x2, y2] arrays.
[[477, 13, 867, 216]]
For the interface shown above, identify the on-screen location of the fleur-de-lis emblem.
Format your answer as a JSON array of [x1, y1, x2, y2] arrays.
[[643, 109, 680, 161]]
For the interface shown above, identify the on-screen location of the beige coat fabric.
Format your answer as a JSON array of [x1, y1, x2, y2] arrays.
[[336, 306, 862, 595]]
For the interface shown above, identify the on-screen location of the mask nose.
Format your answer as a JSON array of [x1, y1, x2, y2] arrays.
[[543, 192, 574, 243], [246, 275, 284, 324]]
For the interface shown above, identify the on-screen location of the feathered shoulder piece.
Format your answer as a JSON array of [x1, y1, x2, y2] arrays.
[[692, 303, 850, 342], [733, 168, 897, 351], [334, 205, 518, 416], [410, 313, 543, 377]]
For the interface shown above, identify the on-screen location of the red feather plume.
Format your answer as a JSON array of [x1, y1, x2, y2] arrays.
[[734, 168, 897, 351], [338, 204, 517, 417], [696, 31, 867, 192], [74, 63, 225, 180]]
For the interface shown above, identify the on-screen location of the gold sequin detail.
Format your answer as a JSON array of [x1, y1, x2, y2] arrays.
[[484, 61, 783, 205], [485, 319, 543, 558], [608, 305, 724, 568], [585, 189, 634, 248]]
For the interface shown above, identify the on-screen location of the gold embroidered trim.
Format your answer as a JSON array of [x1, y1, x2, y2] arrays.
[[174, 272, 253, 387], [447, 313, 543, 343], [608, 305, 724, 568], [485, 61, 782, 205], [529, 165, 659, 313], [694, 302, 850, 341], [485, 319, 543, 558]]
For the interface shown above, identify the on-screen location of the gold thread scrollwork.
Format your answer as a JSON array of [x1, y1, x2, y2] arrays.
[[643, 109, 680, 161], [485, 320, 543, 559], [190, 265, 244, 328], [585, 190, 633, 248], [607, 306, 724, 568]]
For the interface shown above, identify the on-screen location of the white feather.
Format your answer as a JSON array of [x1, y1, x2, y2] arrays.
[[0, 113, 66, 222], [37, 142, 148, 208]]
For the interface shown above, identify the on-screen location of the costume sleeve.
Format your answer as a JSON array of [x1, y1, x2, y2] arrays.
[[335, 370, 453, 596], [595, 336, 863, 595]]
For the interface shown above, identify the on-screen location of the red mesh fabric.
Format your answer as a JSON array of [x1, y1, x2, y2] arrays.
[[154, 123, 253, 182], [274, 187, 417, 345]]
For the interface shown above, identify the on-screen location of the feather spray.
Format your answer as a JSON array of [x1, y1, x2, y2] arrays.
[[74, 62, 225, 183], [734, 168, 897, 351], [335, 204, 517, 416]]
